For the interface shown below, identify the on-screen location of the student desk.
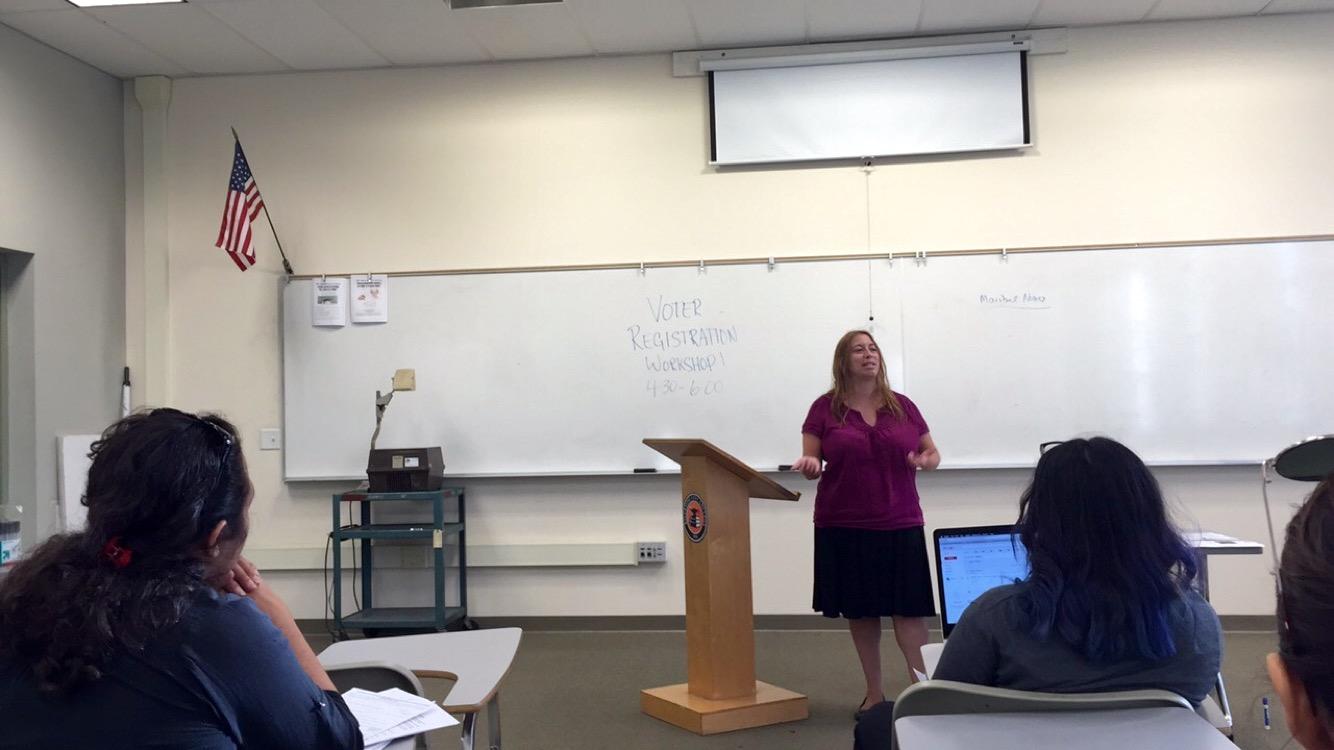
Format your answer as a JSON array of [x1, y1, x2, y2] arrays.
[[1184, 530, 1264, 735], [895, 707, 1236, 749], [1183, 531, 1265, 602], [320, 627, 522, 750]]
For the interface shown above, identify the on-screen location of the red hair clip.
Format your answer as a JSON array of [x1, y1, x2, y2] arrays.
[[102, 537, 133, 569]]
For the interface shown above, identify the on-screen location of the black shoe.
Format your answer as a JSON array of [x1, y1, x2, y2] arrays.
[[854, 699, 880, 721]]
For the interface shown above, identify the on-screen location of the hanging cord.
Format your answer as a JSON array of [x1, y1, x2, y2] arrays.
[[863, 158, 875, 322]]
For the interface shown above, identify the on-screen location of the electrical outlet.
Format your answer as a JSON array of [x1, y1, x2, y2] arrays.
[[259, 428, 281, 450], [637, 541, 666, 563]]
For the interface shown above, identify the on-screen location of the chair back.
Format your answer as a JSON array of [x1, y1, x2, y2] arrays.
[[891, 679, 1193, 744], [326, 660, 426, 695], [325, 661, 430, 749]]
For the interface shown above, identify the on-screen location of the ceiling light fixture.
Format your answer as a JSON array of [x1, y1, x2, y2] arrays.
[[448, 0, 562, 9], [66, 0, 185, 6]]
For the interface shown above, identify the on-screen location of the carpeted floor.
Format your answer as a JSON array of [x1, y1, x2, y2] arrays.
[[309, 628, 1295, 750]]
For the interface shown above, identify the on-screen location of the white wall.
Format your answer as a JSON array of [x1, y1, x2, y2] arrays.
[[0, 25, 125, 543], [158, 14, 1334, 618]]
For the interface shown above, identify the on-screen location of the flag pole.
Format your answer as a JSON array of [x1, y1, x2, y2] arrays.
[[231, 127, 295, 276]]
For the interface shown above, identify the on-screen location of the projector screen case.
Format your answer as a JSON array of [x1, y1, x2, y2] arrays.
[[708, 51, 1030, 166]]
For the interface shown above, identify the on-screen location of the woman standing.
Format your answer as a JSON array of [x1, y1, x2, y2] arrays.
[[793, 329, 940, 717]]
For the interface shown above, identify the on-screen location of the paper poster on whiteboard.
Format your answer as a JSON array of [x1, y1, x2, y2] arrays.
[[312, 278, 348, 327], [350, 275, 389, 324]]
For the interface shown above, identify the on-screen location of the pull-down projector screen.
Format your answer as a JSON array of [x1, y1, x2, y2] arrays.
[[709, 51, 1029, 166]]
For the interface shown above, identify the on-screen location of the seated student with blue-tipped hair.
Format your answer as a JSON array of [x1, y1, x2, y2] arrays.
[[855, 437, 1221, 749]]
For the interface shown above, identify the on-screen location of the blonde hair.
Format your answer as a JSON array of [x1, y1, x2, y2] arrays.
[[828, 329, 904, 423]]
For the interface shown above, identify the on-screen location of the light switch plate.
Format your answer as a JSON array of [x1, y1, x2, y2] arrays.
[[259, 428, 281, 450], [392, 368, 416, 391]]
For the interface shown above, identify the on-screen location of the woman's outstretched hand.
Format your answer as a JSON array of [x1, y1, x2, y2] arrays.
[[792, 455, 823, 480]]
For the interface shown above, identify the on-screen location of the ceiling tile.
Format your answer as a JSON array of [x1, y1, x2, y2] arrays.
[[88, 3, 288, 74], [5, 0, 1331, 78], [313, 0, 491, 66], [452, 3, 595, 60], [682, 0, 808, 48], [1146, 0, 1270, 21], [918, 0, 1042, 33], [563, 0, 697, 54], [1031, 0, 1158, 26], [0, 8, 187, 77], [0, 0, 69, 11], [1259, 0, 1334, 12], [193, 0, 388, 71], [806, 0, 922, 41]]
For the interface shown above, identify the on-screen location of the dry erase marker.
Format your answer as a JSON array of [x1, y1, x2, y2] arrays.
[[121, 367, 131, 418], [1263, 696, 1271, 730]]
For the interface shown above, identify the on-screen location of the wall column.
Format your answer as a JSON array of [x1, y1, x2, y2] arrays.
[[131, 76, 172, 408]]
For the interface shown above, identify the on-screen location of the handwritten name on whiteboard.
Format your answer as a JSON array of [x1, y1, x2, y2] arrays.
[[978, 292, 1050, 309]]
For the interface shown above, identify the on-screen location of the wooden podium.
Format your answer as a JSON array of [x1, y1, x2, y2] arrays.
[[639, 438, 809, 735]]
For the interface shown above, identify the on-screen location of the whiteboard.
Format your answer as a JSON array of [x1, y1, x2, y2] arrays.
[[283, 260, 902, 479], [282, 241, 1334, 478], [899, 242, 1334, 466]]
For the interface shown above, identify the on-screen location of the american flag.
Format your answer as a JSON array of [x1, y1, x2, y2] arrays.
[[214, 141, 265, 271]]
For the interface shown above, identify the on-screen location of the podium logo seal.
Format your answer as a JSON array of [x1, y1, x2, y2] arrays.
[[683, 494, 707, 543]]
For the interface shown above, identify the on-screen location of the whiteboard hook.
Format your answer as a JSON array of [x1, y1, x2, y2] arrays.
[[698, 260, 706, 274], [767, 257, 775, 271], [639, 262, 646, 276], [915, 250, 928, 266], [1001, 248, 1008, 263], [887, 253, 894, 267], [321, 273, 326, 282]]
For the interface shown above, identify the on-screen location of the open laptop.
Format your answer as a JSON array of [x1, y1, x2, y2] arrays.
[[933, 524, 1030, 638]]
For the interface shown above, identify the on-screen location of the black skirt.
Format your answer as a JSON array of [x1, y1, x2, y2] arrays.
[[813, 525, 936, 619]]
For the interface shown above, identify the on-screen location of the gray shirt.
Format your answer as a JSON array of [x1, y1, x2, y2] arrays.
[[933, 583, 1222, 704]]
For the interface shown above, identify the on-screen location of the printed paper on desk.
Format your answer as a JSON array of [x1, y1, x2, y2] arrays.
[[312, 278, 349, 327], [374, 688, 457, 735], [350, 275, 389, 324], [342, 686, 458, 747]]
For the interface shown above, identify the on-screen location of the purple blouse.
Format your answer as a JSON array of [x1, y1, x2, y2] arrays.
[[801, 392, 930, 531]]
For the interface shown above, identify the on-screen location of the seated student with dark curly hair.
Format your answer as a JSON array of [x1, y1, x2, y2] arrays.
[[855, 437, 1221, 749], [0, 409, 362, 749], [1268, 476, 1334, 750]]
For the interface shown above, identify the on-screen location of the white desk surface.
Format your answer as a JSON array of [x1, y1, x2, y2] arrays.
[[1184, 531, 1264, 555], [896, 707, 1234, 749], [320, 628, 522, 713]]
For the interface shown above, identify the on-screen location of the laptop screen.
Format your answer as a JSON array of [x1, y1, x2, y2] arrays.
[[934, 525, 1030, 637]]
